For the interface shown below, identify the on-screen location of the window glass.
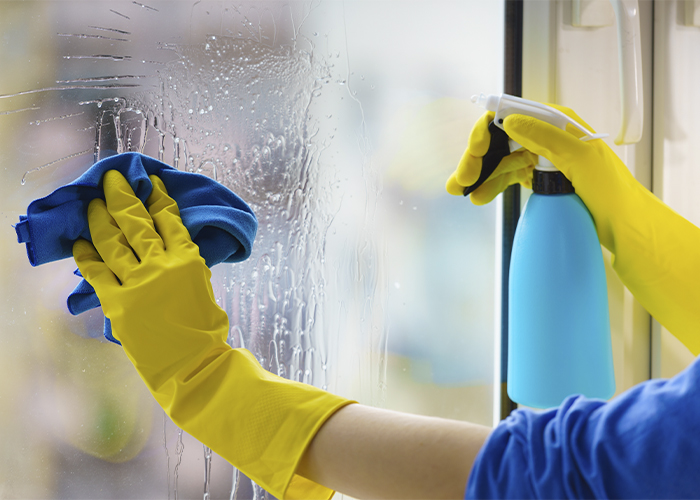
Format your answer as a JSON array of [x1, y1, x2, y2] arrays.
[[0, 1, 503, 498]]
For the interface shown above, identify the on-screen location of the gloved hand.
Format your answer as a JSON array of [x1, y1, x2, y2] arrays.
[[447, 105, 700, 356], [73, 170, 354, 499], [446, 110, 538, 204]]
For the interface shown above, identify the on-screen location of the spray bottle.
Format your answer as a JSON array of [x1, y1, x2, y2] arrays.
[[468, 93, 615, 409]]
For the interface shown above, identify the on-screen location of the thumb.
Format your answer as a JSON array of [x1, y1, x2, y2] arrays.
[[503, 113, 593, 180]]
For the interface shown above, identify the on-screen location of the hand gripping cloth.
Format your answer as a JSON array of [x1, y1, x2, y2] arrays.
[[73, 170, 353, 499], [15, 152, 258, 344]]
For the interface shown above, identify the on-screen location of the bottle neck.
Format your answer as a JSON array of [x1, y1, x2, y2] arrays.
[[532, 169, 575, 195]]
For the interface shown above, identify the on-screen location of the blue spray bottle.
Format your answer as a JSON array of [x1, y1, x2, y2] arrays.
[[467, 93, 615, 409]]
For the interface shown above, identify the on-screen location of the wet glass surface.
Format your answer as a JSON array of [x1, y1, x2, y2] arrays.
[[0, 1, 502, 498]]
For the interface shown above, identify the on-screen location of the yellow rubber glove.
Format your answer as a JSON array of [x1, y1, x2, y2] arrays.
[[446, 110, 538, 204], [447, 105, 700, 356], [72, 170, 354, 500]]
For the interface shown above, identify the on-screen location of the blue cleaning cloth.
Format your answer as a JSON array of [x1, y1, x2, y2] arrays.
[[15, 152, 257, 344]]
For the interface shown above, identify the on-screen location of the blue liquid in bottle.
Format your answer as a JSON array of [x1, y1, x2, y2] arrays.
[[507, 170, 615, 409]]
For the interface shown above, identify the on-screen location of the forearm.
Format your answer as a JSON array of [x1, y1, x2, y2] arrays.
[[296, 404, 492, 500], [610, 184, 700, 355]]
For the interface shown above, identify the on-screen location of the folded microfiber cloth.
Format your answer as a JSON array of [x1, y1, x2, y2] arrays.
[[15, 152, 258, 344]]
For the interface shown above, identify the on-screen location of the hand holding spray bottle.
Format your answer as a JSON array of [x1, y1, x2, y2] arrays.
[[468, 93, 615, 409]]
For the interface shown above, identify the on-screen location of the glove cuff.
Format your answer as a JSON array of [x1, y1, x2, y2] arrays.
[[159, 347, 355, 500]]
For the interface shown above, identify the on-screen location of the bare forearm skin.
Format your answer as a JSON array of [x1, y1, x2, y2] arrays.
[[296, 404, 492, 499]]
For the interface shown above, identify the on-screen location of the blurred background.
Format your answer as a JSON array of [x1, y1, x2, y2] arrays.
[[0, 1, 502, 498]]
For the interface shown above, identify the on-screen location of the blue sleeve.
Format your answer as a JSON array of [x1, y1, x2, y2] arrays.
[[466, 356, 700, 499]]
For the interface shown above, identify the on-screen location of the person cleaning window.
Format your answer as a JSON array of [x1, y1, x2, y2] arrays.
[[71, 102, 700, 500]]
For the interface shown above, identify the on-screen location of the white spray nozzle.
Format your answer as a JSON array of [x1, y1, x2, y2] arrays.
[[471, 93, 500, 111], [471, 93, 608, 171], [471, 93, 607, 142]]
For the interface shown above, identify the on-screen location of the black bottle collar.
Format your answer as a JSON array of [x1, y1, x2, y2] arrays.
[[532, 170, 574, 194]]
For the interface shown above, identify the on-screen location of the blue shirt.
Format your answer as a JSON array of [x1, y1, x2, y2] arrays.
[[466, 356, 700, 499]]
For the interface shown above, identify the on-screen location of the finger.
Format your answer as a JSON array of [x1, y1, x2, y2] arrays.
[[87, 198, 139, 282], [146, 175, 195, 250], [448, 150, 535, 196], [73, 238, 121, 291], [102, 170, 164, 260], [545, 103, 597, 136], [451, 112, 496, 186], [470, 167, 534, 206], [491, 150, 537, 176], [467, 111, 496, 157], [503, 114, 593, 180], [454, 148, 482, 187], [469, 174, 507, 205], [446, 172, 465, 196]]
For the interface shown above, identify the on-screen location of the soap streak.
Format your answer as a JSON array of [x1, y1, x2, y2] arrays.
[[203, 445, 212, 500], [110, 9, 131, 20], [63, 55, 133, 61], [0, 85, 140, 99], [57, 33, 130, 42], [30, 112, 84, 125], [173, 429, 184, 500], [88, 25, 132, 35], [0, 106, 40, 116], [133, 1, 159, 12], [21, 149, 92, 185], [164, 413, 171, 500], [56, 75, 148, 84]]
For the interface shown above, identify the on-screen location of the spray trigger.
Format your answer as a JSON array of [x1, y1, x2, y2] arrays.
[[463, 93, 608, 197], [462, 121, 510, 197]]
